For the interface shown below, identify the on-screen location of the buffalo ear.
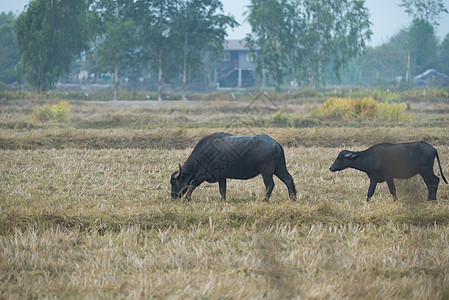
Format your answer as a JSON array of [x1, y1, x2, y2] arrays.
[[175, 163, 182, 179], [345, 152, 358, 159]]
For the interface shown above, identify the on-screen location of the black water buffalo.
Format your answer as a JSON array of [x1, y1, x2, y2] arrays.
[[330, 141, 447, 202], [170, 132, 296, 201]]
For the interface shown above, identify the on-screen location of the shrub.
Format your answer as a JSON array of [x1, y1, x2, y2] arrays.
[[291, 88, 318, 98], [271, 111, 292, 127], [52, 101, 71, 123], [377, 102, 408, 122], [385, 92, 402, 103], [30, 101, 71, 124], [401, 88, 449, 100], [350, 97, 378, 119], [317, 97, 409, 122], [318, 97, 353, 120], [30, 104, 54, 122]]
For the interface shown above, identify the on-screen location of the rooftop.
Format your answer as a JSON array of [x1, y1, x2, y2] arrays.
[[224, 39, 248, 51]]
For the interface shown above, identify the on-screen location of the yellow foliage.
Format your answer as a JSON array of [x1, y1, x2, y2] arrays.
[[30, 100, 71, 123], [377, 102, 407, 122], [52, 100, 71, 123], [318, 97, 407, 122], [350, 97, 378, 119], [319, 97, 352, 120]]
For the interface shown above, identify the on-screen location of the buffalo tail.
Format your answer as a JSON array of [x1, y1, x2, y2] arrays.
[[436, 150, 448, 184]]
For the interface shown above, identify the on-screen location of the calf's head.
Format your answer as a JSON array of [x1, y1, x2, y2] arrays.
[[330, 150, 358, 172], [170, 163, 192, 199]]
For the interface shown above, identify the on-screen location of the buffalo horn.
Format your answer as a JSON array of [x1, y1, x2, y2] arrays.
[[176, 162, 182, 179]]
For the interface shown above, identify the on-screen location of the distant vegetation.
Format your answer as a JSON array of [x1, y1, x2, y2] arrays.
[[1, 1, 448, 96], [1, 86, 448, 102], [316, 97, 409, 122], [29, 101, 71, 124]]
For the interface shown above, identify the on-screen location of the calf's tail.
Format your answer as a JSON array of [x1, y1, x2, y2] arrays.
[[436, 150, 448, 184]]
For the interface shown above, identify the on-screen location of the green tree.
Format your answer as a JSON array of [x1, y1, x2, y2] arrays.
[[245, 0, 372, 88], [15, 0, 92, 92], [245, 0, 296, 90], [400, 0, 446, 79], [0, 12, 19, 86], [337, 31, 410, 86], [400, 0, 448, 26], [170, 0, 237, 99], [439, 33, 449, 75], [134, 0, 175, 101], [93, 0, 138, 100], [296, 0, 372, 84], [407, 19, 438, 75]]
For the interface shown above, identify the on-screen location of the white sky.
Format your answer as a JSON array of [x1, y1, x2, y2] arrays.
[[2, 0, 449, 46]]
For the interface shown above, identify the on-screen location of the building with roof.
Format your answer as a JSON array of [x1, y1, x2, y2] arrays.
[[414, 69, 449, 86], [216, 39, 257, 88]]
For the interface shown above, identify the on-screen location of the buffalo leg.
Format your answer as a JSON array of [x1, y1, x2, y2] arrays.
[[386, 179, 398, 201], [366, 180, 377, 203], [420, 169, 440, 200], [275, 168, 297, 201], [262, 173, 275, 202], [185, 179, 202, 201], [218, 179, 227, 201]]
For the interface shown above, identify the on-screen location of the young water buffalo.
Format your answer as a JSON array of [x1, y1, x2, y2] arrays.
[[330, 141, 447, 202], [170, 132, 296, 201]]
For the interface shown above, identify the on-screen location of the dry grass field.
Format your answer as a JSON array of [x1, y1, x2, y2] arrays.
[[1, 94, 449, 299]]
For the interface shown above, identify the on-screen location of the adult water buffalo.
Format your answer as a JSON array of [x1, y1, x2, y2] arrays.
[[170, 132, 296, 201], [329, 141, 447, 202]]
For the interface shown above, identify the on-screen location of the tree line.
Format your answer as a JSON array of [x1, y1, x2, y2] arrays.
[[245, 0, 372, 90], [337, 0, 449, 87], [0, 0, 447, 97], [12, 0, 237, 100]]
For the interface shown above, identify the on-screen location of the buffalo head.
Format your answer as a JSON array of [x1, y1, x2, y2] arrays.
[[330, 150, 358, 172], [170, 163, 192, 199]]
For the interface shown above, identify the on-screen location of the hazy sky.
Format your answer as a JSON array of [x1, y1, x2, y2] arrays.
[[2, 0, 449, 46]]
